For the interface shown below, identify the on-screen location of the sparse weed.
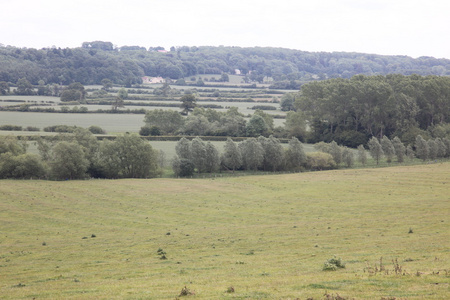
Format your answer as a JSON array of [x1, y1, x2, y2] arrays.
[[364, 257, 405, 276], [178, 286, 195, 297]]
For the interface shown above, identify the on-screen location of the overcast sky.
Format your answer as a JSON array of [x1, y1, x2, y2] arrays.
[[1, 0, 449, 59]]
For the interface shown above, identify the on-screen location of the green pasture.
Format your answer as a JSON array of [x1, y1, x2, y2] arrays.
[[0, 163, 449, 299]]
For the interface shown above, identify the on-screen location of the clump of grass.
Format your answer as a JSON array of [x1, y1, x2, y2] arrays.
[[323, 256, 345, 271], [157, 248, 167, 260], [225, 286, 235, 293], [178, 286, 195, 297]]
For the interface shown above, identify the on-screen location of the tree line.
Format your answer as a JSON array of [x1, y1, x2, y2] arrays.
[[1, 131, 449, 180], [140, 107, 275, 138], [1, 42, 449, 87], [0, 131, 160, 180], [292, 74, 450, 146]]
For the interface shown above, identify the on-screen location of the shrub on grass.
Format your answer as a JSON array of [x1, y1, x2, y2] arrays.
[[306, 152, 336, 171], [323, 256, 345, 271]]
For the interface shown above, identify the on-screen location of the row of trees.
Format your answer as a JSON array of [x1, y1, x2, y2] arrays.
[[1, 43, 449, 86], [0, 131, 160, 180], [172, 136, 309, 177], [140, 107, 278, 138], [365, 135, 450, 165], [294, 74, 450, 146], [172, 133, 450, 177], [1, 132, 449, 180]]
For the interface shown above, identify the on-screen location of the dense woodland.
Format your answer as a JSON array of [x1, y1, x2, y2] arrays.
[[1, 41, 450, 87], [292, 74, 450, 145]]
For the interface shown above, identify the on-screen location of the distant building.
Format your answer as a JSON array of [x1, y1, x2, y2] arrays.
[[142, 76, 164, 84]]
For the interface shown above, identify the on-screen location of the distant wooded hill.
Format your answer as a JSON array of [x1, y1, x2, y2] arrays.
[[1, 41, 449, 88]]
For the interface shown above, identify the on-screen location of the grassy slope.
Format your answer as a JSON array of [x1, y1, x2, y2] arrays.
[[0, 163, 449, 299]]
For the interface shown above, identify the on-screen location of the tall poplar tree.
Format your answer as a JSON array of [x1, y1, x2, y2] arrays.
[[286, 137, 306, 171], [415, 135, 429, 161], [204, 142, 220, 173], [381, 136, 395, 163], [221, 138, 242, 172], [368, 137, 384, 165], [392, 136, 406, 163], [357, 144, 367, 166]]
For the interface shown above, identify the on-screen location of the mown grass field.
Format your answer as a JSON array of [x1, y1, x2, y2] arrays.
[[0, 163, 449, 299]]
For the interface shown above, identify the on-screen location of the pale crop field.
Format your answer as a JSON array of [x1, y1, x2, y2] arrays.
[[0, 163, 448, 299], [0, 109, 285, 134], [0, 112, 144, 133]]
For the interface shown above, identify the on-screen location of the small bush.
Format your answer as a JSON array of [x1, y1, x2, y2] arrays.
[[139, 126, 161, 136], [306, 152, 336, 171], [323, 256, 345, 271], [88, 125, 106, 134], [251, 105, 276, 110]]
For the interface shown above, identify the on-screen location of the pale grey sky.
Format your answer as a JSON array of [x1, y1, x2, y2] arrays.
[[1, 0, 449, 59]]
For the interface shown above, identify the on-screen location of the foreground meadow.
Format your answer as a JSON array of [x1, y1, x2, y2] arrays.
[[0, 163, 449, 299]]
